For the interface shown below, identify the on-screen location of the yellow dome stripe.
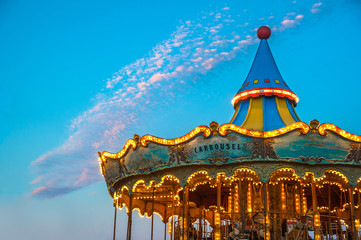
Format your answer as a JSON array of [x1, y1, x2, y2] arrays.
[[276, 97, 297, 126], [241, 97, 263, 131]]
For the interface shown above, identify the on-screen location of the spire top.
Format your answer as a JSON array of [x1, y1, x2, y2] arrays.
[[230, 25, 301, 131], [257, 26, 271, 39]]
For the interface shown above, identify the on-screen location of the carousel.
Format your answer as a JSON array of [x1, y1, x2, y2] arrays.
[[98, 26, 361, 240]]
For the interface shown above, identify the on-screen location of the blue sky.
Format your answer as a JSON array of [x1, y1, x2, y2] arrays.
[[1, 0, 361, 239]]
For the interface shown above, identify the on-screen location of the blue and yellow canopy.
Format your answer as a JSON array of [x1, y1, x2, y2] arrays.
[[231, 27, 300, 131]]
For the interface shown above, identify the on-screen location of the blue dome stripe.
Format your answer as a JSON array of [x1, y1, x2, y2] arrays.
[[286, 99, 301, 122], [263, 97, 285, 131], [231, 99, 250, 126]]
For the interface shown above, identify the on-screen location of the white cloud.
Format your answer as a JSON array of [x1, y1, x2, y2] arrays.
[[175, 66, 184, 71], [32, 1, 322, 198], [311, 2, 322, 13], [173, 42, 182, 47], [224, 19, 235, 23], [191, 57, 203, 62], [154, 58, 164, 67], [126, 86, 136, 92], [137, 82, 148, 91], [295, 14, 304, 20], [149, 73, 165, 83], [202, 58, 216, 70], [276, 13, 304, 31], [282, 19, 296, 28]]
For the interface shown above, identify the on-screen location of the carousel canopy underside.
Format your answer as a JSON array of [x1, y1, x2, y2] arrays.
[[99, 120, 361, 226]]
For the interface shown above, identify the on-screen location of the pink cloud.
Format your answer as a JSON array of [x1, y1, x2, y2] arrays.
[[30, 175, 44, 185], [137, 82, 148, 91], [32, 2, 322, 198], [148, 73, 163, 83], [32, 186, 49, 196], [282, 19, 296, 28], [311, 2, 322, 13]]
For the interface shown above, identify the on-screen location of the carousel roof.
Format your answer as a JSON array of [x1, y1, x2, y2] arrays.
[[231, 26, 300, 131], [98, 27, 361, 240], [98, 26, 361, 213]]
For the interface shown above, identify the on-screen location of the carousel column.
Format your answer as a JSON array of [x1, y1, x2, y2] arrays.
[[263, 182, 269, 240], [171, 188, 175, 240], [164, 206, 167, 240], [198, 207, 203, 240], [328, 179, 331, 240], [311, 181, 321, 240], [271, 183, 281, 240], [238, 179, 245, 234], [358, 191, 361, 237], [184, 186, 189, 240], [215, 177, 222, 240], [113, 196, 118, 240], [126, 194, 133, 240], [278, 182, 286, 240], [349, 186, 357, 240], [203, 208, 206, 239], [151, 187, 155, 240], [231, 183, 235, 225], [182, 188, 185, 240]]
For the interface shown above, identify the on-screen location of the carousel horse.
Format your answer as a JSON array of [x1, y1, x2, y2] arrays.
[[286, 217, 313, 240], [252, 213, 267, 240], [228, 222, 254, 240], [228, 223, 241, 240]]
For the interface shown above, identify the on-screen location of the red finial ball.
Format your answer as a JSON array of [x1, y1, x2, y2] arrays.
[[257, 26, 271, 39]]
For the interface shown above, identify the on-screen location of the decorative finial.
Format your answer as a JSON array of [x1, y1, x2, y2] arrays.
[[209, 121, 219, 136], [257, 26, 271, 39], [309, 119, 320, 133], [133, 134, 141, 144]]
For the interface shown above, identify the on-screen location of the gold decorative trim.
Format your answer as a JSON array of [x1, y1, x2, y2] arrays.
[[102, 139, 137, 159], [99, 122, 309, 162], [232, 88, 299, 106], [98, 126, 212, 174], [318, 123, 361, 142], [98, 139, 137, 176], [219, 122, 309, 138], [99, 121, 361, 178], [140, 125, 211, 147]]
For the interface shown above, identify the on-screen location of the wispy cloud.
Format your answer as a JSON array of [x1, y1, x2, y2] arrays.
[[31, 1, 325, 198], [277, 14, 304, 30], [311, 2, 323, 14]]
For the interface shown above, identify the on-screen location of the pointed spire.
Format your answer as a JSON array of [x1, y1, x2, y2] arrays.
[[230, 26, 301, 131], [232, 26, 298, 107]]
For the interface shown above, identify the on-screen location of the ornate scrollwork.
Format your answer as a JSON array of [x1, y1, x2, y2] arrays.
[[208, 157, 231, 164], [345, 142, 361, 163], [251, 138, 278, 159], [119, 158, 130, 176], [139, 166, 153, 173], [298, 156, 326, 163], [168, 145, 189, 165]]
